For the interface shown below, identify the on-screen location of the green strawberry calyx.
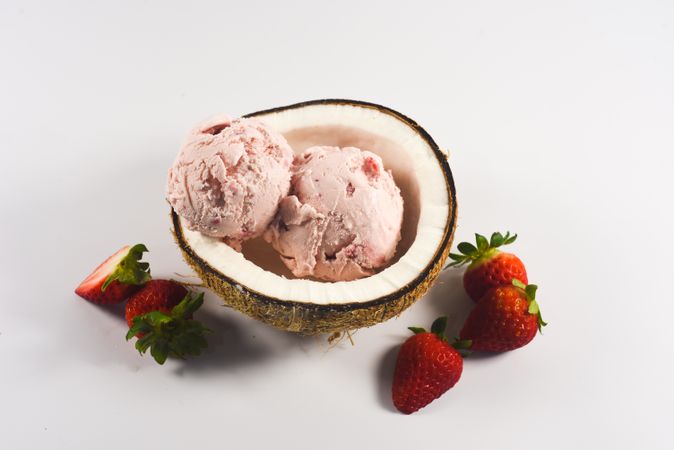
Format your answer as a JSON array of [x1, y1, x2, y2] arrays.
[[512, 279, 547, 332], [448, 231, 517, 268], [408, 316, 472, 356], [102, 244, 151, 291], [126, 292, 210, 365]]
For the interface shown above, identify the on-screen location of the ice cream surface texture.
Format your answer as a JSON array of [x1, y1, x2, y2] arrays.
[[167, 115, 293, 249], [265, 146, 404, 282]]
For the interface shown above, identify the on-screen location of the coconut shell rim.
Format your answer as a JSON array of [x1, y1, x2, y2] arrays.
[[171, 98, 457, 313]]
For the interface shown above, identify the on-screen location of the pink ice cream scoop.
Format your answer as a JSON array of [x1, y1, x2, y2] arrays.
[[265, 146, 404, 282], [167, 115, 293, 249]]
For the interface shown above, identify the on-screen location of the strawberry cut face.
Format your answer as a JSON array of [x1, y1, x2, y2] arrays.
[[77, 246, 130, 289], [75, 244, 151, 305]]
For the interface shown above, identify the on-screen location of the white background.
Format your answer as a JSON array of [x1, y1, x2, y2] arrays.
[[1, 1, 673, 449]]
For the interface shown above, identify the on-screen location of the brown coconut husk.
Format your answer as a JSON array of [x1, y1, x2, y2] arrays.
[[170, 99, 458, 335]]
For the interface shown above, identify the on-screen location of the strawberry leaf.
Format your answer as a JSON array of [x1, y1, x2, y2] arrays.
[[490, 232, 504, 247], [518, 283, 546, 333], [452, 339, 473, 357], [150, 341, 169, 365], [457, 242, 478, 255], [431, 316, 448, 340], [126, 321, 152, 340], [171, 292, 204, 319], [528, 300, 547, 332], [408, 327, 426, 334], [504, 233, 517, 245], [512, 278, 527, 290], [447, 253, 470, 268], [452, 339, 472, 350], [475, 234, 488, 252], [525, 284, 538, 301], [528, 300, 539, 315], [102, 244, 151, 291], [135, 333, 154, 353]]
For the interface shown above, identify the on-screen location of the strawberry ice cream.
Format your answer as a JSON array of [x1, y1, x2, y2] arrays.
[[167, 115, 293, 249], [265, 146, 404, 282]]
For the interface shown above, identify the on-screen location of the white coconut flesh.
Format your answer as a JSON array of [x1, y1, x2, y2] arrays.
[[179, 102, 451, 305]]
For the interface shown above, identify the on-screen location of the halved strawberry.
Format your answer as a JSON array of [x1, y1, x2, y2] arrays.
[[75, 244, 151, 305]]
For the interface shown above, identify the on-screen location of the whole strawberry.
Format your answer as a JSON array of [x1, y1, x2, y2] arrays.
[[448, 231, 527, 301], [75, 244, 151, 305], [392, 317, 470, 414], [460, 279, 546, 352], [125, 280, 209, 364]]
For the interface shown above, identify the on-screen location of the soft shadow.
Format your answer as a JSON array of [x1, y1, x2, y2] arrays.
[[425, 268, 475, 338], [376, 344, 400, 413], [92, 301, 127, 322], [268, 326, 318, 350], [463, 351, 508, 361], [173, 306, 273, 376]]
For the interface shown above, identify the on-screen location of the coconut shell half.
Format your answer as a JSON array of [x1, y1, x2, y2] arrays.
[[171, 99, 457, 334]]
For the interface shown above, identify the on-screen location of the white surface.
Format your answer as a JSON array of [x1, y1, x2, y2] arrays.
[[1, 1, 673, 449]]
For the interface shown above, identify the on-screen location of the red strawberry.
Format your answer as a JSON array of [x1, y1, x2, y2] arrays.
[[125, 279, 188, 328], [460, 279, 547, 352], [392, 317, 470, 414], [448, 231, 527, 301], [125, 280, 209, 364], [75, 244, 151, 304]]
